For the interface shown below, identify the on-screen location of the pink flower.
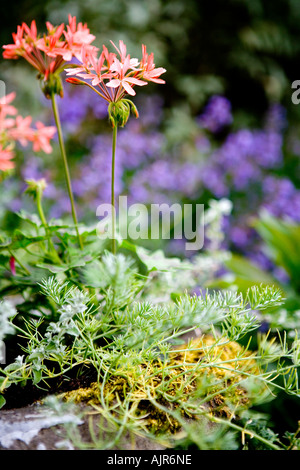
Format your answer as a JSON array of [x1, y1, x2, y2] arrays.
[[106, 55, 147, 96], [2, 22, 34, 59], [31, 122, 57, 154], [36, 22, 66, 59], [3, 17, 97, 94], [0, 92, 18, 131], [62, 15, 96, 60], [140, 45, 166, 84], [66, 47, 111, 86], [0, 145, 15, 171], [0, 91, 18, 117], [8, 115, 34, 146], [110, 40, 127, 62], [102, 44, 117, 70], [66, 40, 166, 103], [0, 92, 57, 172]]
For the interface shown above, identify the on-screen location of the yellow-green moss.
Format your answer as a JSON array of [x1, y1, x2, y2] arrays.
[[61, 335, 263, 434]]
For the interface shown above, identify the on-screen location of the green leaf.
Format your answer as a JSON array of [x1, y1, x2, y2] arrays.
[[0, 230, 46, 252], [0, 394, 6, 409], [0, 254, 10, 266], [254, 211, 300, 289], [225, 254, 277, 284], [37, 257, 88, 273], [16, 210, 41, 227], [32, 369, 42, 385], [209, 253, 281, 297], [134, 246, 188, 272]]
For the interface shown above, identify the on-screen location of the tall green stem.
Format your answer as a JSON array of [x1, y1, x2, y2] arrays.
[[50, 92, 83, 250], [36, 185, 48, 229], [111, 125, 118, 255], [36, 186, 60, 262]]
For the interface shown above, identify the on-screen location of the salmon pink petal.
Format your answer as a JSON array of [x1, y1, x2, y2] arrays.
[[0, 92, 16, 105], [0, 146, 15, 171], [92, 76, 101, 86], [122, 80, 136, 96], [62, 50, 73, 61], [125, 77, 147, 86], [106, 79, 121, 88]]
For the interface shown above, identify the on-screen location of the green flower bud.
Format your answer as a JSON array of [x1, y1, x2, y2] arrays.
[[108, 100, 130, 128], [108, 99, 139, 128], [25, 178, 47, 200], [40, 73, 64, 99]]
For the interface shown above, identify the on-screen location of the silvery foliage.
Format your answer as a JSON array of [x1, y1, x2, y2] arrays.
[[27, 281, 90, 370], [204, 198, 233, 251], [0, 300, 17, 341]]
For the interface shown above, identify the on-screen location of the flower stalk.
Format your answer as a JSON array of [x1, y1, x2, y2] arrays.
[[111, 124, 118, 254], [25, 179, 60, 261], [50, 91, 83, 250]]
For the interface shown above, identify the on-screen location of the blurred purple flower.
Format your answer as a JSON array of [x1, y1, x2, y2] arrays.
[[262, 176, 300, 222], [230, 226, 251, 249], [264, 103, 287, 132], [248, 250, 274, 271], [198, 95, 233, 133]]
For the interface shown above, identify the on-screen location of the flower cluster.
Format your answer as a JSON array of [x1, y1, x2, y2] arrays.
[[0, 92, 56, 172], [3, 16, 96, 97], [66, 40, 166, 97], [65, 40, 166, 126]]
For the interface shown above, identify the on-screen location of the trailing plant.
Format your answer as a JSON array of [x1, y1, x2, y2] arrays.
[[1, 261, 298, 450]]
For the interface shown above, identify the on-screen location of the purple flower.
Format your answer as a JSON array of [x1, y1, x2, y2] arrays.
[[198, 95, 233, 133], [264, 103, 287, 132], [230, 226, 251, 249], [248, 251, 274, 271], [200, 165, 229, 197], [262, 176, 300, 222], [252, 131, 283, 168]]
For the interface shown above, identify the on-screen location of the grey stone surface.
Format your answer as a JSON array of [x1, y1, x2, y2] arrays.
[[0, 403, 166, 450]]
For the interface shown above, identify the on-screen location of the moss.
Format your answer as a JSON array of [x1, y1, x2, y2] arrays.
[[61, 335, 264, 435], [137, 399, 182, 434], [62, 382, 101, 405], [170, 335, 261, 409]]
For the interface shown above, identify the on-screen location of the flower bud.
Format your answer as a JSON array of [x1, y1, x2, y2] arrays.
[[9, 256, 16, 276], [65, 77, 85, 85], [24, 178, 47, 200], [123, 99, 139, 119], [108, 99, 139, 128], [108, 100, 130, 128], [40, 73, 64, 99]]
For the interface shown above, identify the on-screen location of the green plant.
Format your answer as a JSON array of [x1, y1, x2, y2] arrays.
[[214, 210, 300, 336], [1, 252, 298, 450]]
